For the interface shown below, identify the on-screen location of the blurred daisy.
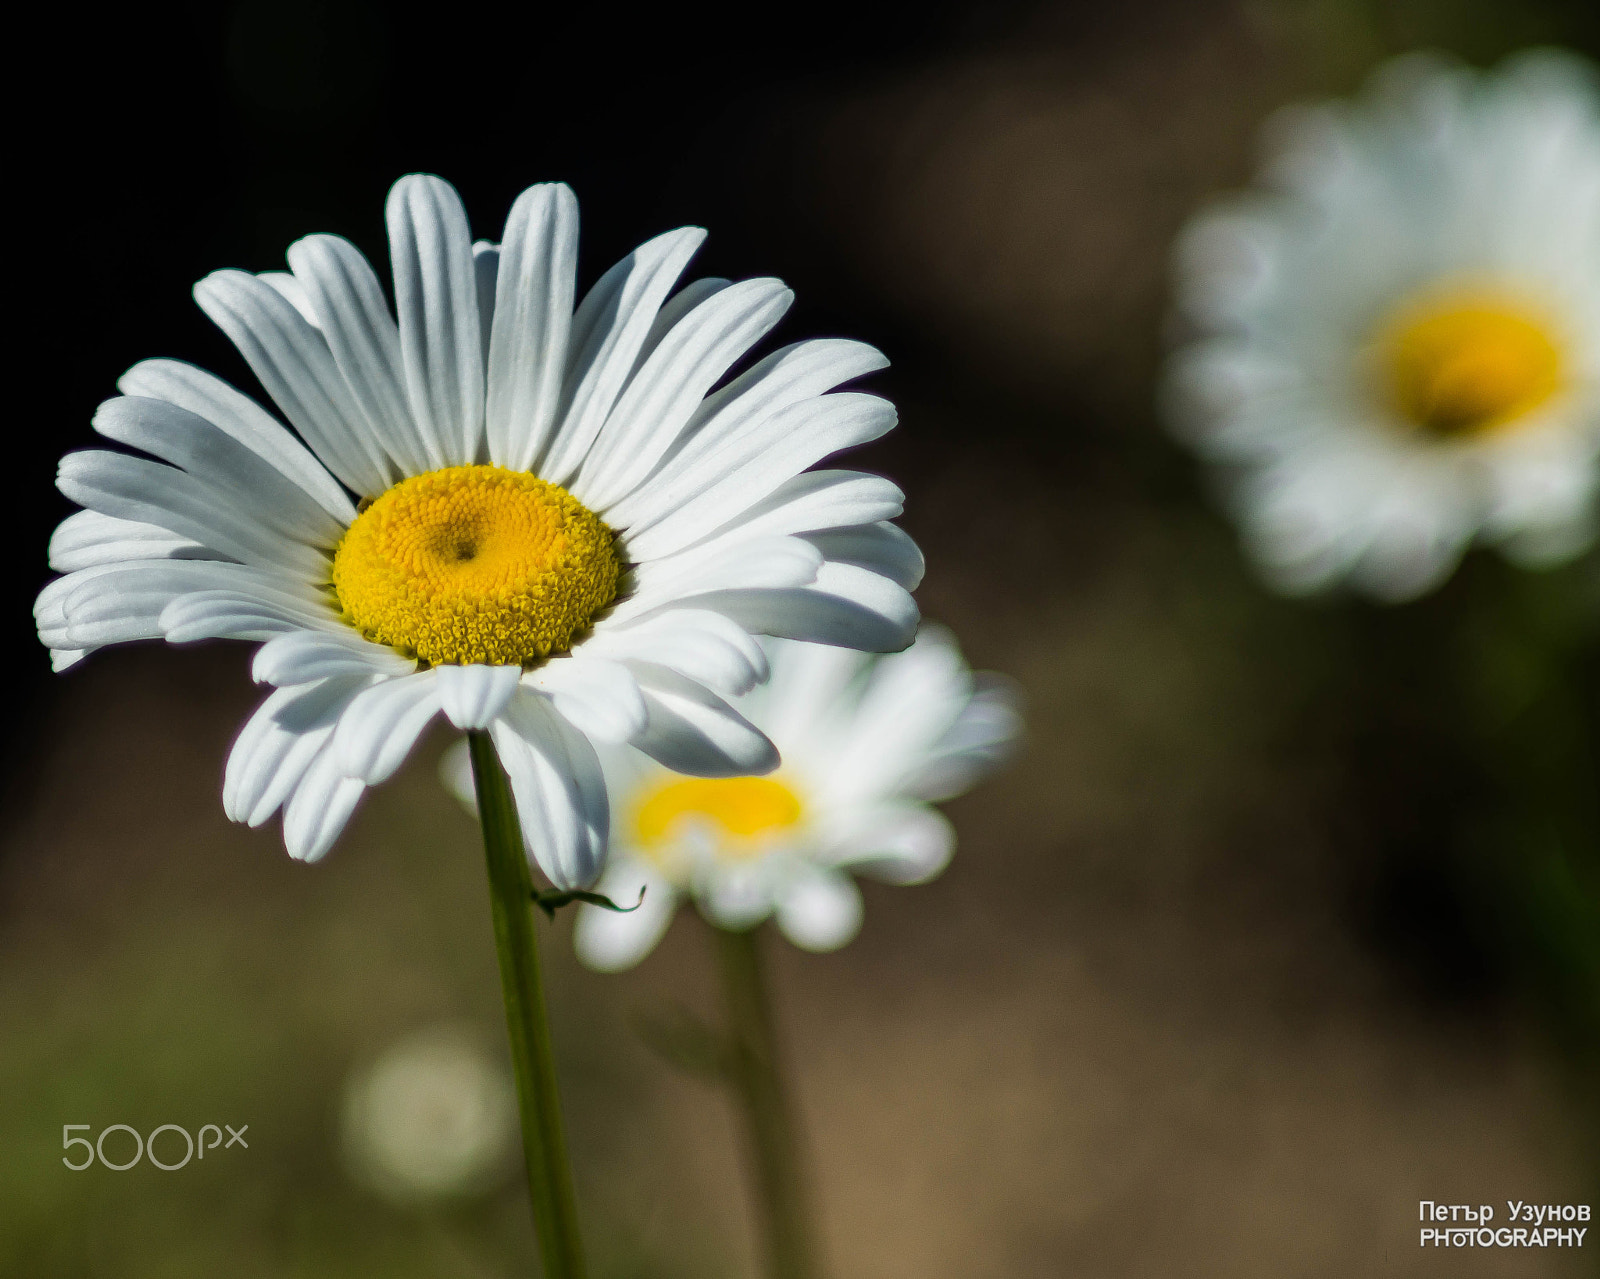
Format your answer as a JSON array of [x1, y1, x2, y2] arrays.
[[341, 1026, 516, 1203], [36, 175, 918, 887], [444, 626, 1019, 968], [1168, 51, 1600, 600]]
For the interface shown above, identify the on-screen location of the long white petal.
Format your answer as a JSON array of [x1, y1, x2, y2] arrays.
[[160, 589, 345, 644], [540, 227, 706, 483], [493, 697, 609, 890], [583, 608, 768, 697], [48, 510, 206, 572], [624, 469, 903, 563], [603, 337, 888, 531], [58, 450, 329, 577], [486, 183, 578, 471], [436, 664, 523, 729], [387, 174, 483, 467], [804, 522, 924, 591], [252, 629, 414, 685], [607, 536, 822, 627], [684, 561, 919, 653], [283, 740, 368, 862], [287, 232, 430, 475], [524, 655, 648, 743], [93, 396, 344, 547], [117, 359, 355, 523], [625, 663, 778, 777], [332, 670, 442, 783], [609, 392, 897, 552], [574, 277, 794, 510], [194, 269, 396, 496], [224, 675, 371, 825]]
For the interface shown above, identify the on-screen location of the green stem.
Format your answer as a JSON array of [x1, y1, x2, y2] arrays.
[[712, 922, 820, 1279], [468, 730, 587, 1279]]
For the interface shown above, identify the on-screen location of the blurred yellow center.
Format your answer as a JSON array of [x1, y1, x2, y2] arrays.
[[1379, 288, 1564, 436], [331, 465, 620, 666], [633, 776, 804, 861]]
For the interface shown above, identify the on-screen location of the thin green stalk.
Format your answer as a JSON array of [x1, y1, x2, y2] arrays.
[[713, 922, 820, 1279], [468, 730, 587, 1279]]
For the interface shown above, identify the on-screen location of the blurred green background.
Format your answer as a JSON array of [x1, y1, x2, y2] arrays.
[[6, 0, 1600, 1275]]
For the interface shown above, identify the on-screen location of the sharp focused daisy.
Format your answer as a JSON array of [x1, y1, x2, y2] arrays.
[[35, 174, 921, 890], [443, 625, 1018, 969], [1167, 51, 1600, 600]]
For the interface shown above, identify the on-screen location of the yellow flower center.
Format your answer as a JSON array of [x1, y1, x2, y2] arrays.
[[331, 465, 620, 666], [1378, 285, 1565, 437], [632, 776, 805, 866]]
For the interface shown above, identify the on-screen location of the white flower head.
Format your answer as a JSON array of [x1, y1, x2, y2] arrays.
[[442, 625, 1020, 969], [340, 1025, 517, 1203], [36, 175, 921, 887], [1167, 50, 1600, 601]]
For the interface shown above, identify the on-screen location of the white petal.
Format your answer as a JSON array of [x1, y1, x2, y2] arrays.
[[283, 741, 368, 862], [823, 803, 955, 885], [387, 174, 484, 467], [682, 561, 918, 653], [436, 664, 523, 729], [774, 870, 864, 952], [604, 337, 888, 533], [607, 535, 822, 627], [623, 468, 903, 563], [224, 676, 371, 824], [902, 677, 1024, 801], [287, 233, 430, 475], [257, 271, 320, 326], [574, 277, 794, 510], [583, 608, 768, 697], [194, 269, 396, 496], [485, 183, 579, 471], [525, 655, 648, 743], [492, 698, 610, 890], [540, 227, 707, 483], [58, 449, 329, 577], [45, 560, 318, 650], [48, 510, 206, 572], [160, 589, 345, 644], [252, 629, 414, 685], [93, 395, 344, 547], [472, 242, 500, 374], [118, 359, 356, 523], [607, 391, 897, 551], [332, 671, 442, 783], [804, 522, 924, 591], [624, 663, 778, 777], [822, 626, 973, 799], [572, 861, 678, 972]]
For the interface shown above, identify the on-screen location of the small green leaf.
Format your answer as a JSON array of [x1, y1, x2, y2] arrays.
[[531, 886, 646, 919]]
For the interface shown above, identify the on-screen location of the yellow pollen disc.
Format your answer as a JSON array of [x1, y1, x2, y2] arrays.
[[632, 776, 804, 864], [1377, 286, 1565, 437], [331, 465, 620, 666]]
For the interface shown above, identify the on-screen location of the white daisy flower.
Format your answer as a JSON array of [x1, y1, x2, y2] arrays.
[[36, 174, 920, 888], [443, 626, 1018, 969], [1167, 51, 1600, 601]]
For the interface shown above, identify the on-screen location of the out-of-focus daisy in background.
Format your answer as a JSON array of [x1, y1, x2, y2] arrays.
[[1168, 51, 1600, 602], [444, 625, 1020, 969], [341, 1025, 517, 1205], [35, 173, 917, 890]]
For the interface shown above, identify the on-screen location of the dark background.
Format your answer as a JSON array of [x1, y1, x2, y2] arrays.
[[7, 2, 1600, 1275]]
